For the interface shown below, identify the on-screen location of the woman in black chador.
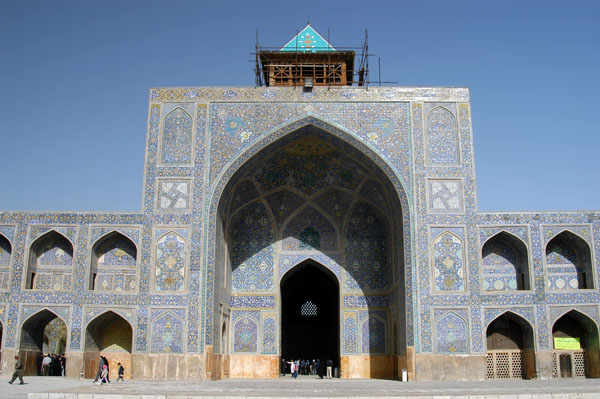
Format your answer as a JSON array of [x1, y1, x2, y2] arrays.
[[317, 358, 325, 379]]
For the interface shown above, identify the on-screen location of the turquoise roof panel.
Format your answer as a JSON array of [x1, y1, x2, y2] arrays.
[[280, 24, 336, 52]]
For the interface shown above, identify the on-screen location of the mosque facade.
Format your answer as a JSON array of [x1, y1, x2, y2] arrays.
[[0, 27, 599, 381]]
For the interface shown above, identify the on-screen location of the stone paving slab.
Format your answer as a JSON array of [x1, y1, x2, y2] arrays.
[[3, 376, 600, 399]]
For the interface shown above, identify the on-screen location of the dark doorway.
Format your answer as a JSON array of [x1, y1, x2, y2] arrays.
[[281, 261, 339, 367], [560, 354, 573, 378]]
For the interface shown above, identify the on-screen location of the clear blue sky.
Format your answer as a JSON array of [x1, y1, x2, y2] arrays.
[[1, 0, 598, 213]]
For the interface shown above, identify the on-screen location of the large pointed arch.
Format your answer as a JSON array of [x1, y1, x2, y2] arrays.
[[205, 115, 413, 344], [205, 116, 412, 380]]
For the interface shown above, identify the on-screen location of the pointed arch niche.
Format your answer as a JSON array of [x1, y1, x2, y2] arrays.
[[211, 121, 410, 379], [551, 310, 600, 378], [0, 233, 12, 289], [26, 231, 73, 290], [90, 232, 137, 291], [84, 311, 133, 380], [546, 231, 594, 290], [485, 312, 535, 379], [19, 309, 67, 375], [426, 106, 459, 165], [161, 107, 193, 164], [482, 232, 530, 291]]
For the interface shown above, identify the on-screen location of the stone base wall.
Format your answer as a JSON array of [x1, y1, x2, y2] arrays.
[[229, 355, 279, 378], [341, 355, 397, 379], [65, 353, 205, 380], [12, 350, 598, 381], [81, 351, 132, 380], [414, 354, 487, 381], [1, 348, 17, 376]]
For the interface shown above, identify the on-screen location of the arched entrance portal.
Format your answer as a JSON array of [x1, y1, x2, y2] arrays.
[[485, 312, 535, 379], [19, 310, 67, 375], [84, 311, 133, 380], [213, 121, 410, 379], [281, 261, 339, 370], [552, 310, 600, 378]]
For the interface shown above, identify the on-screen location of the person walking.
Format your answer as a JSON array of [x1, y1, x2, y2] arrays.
[[117, 363, 125, 382], [100, 365, 109, 384], [8, 355, 24, 385], [93, 355, 106, 384], [101, 356, 111, 383]]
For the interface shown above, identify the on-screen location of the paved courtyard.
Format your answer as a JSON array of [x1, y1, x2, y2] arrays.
[[1, 376, 600, 399]]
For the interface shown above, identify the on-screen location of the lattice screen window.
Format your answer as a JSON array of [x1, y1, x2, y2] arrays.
[[487, 350, 526, 379], [552, 353, 558, 378], [486, 354, 494, 379], [301, 301, 317, 317], [496, 352, 510, 378], [574, 351, 588, 377], [511, 352, 525, 378]]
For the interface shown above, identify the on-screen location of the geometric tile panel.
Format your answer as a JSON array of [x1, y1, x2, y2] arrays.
[[157, 179, 191, 210], [428, 179, 463, 213]]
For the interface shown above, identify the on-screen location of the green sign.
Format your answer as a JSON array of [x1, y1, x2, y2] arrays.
[[554, 337, 580, 350]]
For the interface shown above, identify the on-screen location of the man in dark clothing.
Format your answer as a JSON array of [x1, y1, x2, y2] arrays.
[[280, 358, 286, 376], [117, 362, 125, 382], [93, 356, 106, 384], [8, 356, 24, 384], [36, 353, 43, 376]]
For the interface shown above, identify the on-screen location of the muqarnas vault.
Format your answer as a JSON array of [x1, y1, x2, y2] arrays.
[[1, 25, 599, 381]]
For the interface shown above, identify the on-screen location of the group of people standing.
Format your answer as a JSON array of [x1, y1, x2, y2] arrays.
[[38, 353, 66, 376], [281, 358, 334, 379]]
